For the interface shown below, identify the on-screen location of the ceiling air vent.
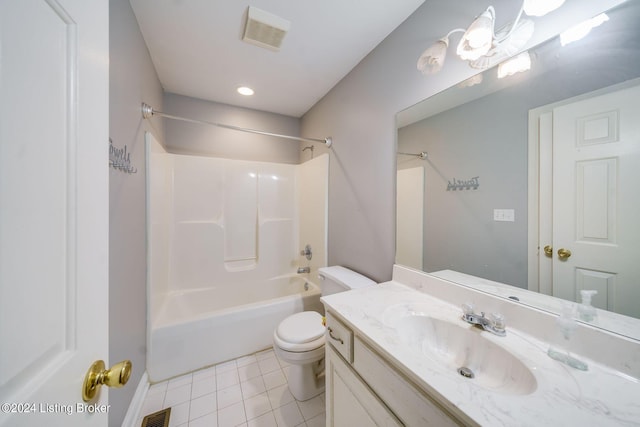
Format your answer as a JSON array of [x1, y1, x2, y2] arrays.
[[242, 6, 291, 51]]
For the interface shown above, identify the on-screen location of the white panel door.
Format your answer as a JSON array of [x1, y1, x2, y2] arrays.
[[552, 83, 640, 318], [0, 1, 109, 426]]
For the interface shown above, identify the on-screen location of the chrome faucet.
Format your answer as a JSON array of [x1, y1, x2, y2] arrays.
[[297, 266, 311, 274], [461, 303, 506, 336]]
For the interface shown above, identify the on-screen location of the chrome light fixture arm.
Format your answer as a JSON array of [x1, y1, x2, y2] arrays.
[[493, 3, 525, 45]]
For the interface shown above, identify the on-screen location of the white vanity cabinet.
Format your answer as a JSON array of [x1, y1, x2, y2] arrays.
[[324, 311, 462, 427], [322, 269, 640, 426], [326, 345, 401, 427]]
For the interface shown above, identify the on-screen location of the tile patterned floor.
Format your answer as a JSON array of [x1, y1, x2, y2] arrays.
[[136, 348, 325, 427]]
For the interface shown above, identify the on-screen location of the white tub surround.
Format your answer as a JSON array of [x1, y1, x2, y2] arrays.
[[146, 134, 329, 382], [148, 139, 329, 292], [321, 265, 640, 426]]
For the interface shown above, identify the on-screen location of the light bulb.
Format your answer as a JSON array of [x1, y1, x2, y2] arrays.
[[237, 86, 254, 96], [497, 52, 531, 78], [560, 14, 609, 46], [417, 37, 449, 74], [457, 7, 495, 61]]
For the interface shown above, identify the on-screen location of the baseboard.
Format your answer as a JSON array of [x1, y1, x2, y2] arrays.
[[121, 371, 149, 427]]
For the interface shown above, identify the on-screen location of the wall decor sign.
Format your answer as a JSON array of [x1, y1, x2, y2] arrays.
[[447, 176, 479, 191], [109, 138, 137, 174]]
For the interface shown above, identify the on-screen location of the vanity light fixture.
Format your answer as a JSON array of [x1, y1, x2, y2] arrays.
[[456, 6, 496, 61], [416, 34, 455, 74], [457, 73, 483, 88], [559, 13, 609, 46], [497, 51, 531, 78], [523, 0, 565, 17], [418, 0, 563, 75], [237, 86, 255, 96]]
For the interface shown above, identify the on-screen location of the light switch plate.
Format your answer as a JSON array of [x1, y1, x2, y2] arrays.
[[494, 209, 515, 222]]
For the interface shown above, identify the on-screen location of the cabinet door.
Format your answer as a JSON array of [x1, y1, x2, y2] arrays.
[[326, 345, 401, 427]]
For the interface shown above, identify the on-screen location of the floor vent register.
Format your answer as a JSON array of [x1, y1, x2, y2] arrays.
[[140, 408, 171, 427]]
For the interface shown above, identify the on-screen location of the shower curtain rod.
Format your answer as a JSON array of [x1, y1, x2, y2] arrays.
[[398, 151, 428, 160], [141, 103, 332, 147]]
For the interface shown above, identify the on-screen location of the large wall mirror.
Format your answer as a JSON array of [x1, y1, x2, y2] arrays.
[[396, 1, 640, 339]]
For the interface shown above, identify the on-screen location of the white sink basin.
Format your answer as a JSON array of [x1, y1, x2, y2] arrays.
[[385, 309, 537, 395]]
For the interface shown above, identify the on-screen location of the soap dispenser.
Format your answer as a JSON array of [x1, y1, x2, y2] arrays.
[[578, 290, 598, 322], [547, 303, 588, 371]]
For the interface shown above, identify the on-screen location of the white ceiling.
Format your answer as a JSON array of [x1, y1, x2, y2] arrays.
[[129, 0, 425, 118]]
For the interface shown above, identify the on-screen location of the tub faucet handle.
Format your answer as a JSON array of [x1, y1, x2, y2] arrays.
[[300, 244, 312, 260]]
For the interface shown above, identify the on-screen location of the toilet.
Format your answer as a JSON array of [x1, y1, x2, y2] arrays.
[[273, 266, 376, 401]]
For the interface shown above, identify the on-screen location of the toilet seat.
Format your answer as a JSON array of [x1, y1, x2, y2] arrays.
[[274, 311, 325, 352]]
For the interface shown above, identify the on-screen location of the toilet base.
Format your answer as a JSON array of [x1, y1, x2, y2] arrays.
[[286, 358, 325, 401], [273, 318, 326, 401]]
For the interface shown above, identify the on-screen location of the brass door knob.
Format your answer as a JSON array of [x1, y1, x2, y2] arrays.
[[543, 245, 553, 257], [83, 360, 132, 402], [557, 248, 572, 260]]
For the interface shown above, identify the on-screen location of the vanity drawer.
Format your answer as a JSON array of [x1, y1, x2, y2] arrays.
[[353, 337, 463, 426], [325, 312, 353, 363]]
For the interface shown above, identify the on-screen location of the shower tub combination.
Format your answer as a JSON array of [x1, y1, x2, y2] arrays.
[[146, 133, 328, 382], [148, 275, 322, 381]]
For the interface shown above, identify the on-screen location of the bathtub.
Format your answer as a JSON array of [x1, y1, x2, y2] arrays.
[[147, 275, 323, 382]]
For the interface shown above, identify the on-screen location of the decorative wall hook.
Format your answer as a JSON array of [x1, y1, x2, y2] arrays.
[[109, 138, 137, 174], [447, 176, 480, 191]]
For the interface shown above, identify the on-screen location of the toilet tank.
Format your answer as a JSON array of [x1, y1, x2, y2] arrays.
[[318, 266, 376, 296]]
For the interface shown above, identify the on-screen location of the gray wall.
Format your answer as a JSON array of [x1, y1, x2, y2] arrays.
[[163, 93, 301, 164], [109, 0, 164, 425], [300, 1, 510, 282], [399, 92, 528, 287], [300, 0, 624, 283]]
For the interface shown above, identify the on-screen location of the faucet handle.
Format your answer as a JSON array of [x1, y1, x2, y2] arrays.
[[488, 313, 506, 330], [461, 303, 475, 316], [300, 244, 312, 260]]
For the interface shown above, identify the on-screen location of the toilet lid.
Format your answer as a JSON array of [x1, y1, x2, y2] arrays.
[[276, 311, 325, 344]]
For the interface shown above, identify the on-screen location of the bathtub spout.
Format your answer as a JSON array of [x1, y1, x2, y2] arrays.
[[297, 267, 311, 274]]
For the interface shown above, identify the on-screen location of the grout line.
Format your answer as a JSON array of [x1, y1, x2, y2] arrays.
[[138, 346, 326, 427]]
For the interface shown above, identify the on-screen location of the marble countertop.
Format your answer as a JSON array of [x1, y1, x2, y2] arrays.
[[321, 280, 640, 426]]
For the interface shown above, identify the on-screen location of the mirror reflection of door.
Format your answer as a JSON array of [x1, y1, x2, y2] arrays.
[[535, 81, 640, 319]]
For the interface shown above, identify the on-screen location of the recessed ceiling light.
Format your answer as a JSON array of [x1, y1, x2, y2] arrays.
[[237, 86, 254, 96]]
